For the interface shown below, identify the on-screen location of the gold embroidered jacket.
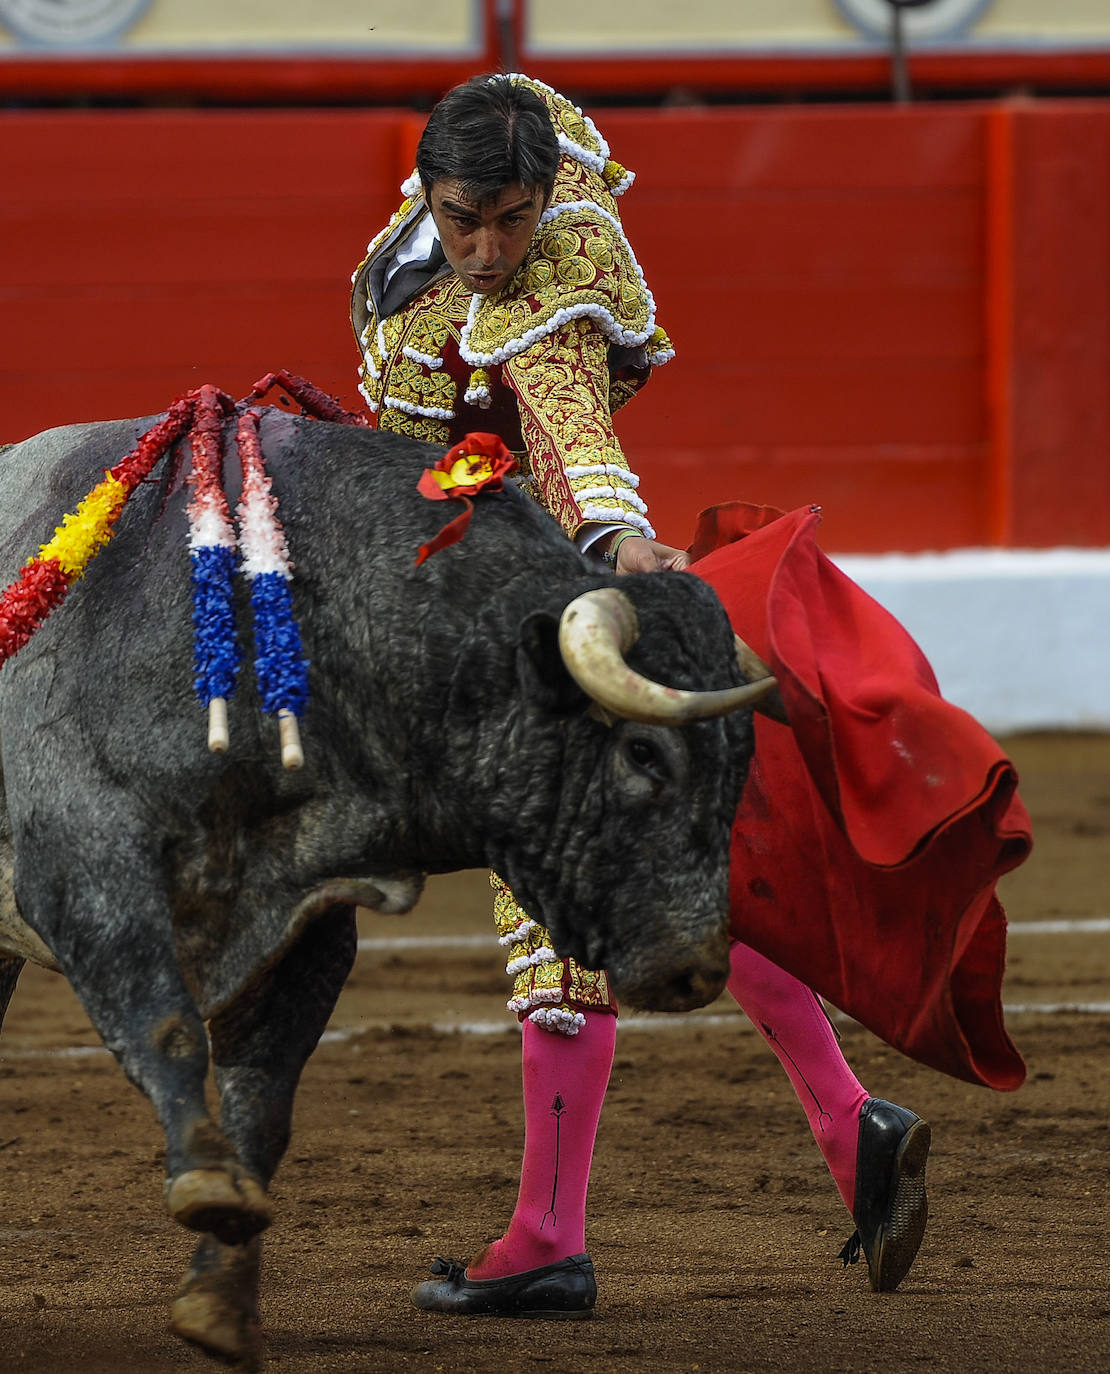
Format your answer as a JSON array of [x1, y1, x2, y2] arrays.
[[349, 74, 674, 544]]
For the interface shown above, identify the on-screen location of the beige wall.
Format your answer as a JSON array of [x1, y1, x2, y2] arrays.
[[525, 0, 1110, 54], [2, 0, 1109, 57], [526, 0, 852, 53], [979, 0, 1110, 40], [0, 0, 482, 52]]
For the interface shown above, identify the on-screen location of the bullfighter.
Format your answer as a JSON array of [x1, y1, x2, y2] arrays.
[[350, 73, 1029, 1318]]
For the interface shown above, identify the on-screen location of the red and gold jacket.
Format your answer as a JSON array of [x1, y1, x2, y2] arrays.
[[349, 74, 674, 545]]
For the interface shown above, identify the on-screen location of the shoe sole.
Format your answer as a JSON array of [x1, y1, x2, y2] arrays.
[[412, 1278, 596, 1320], [870, 1118, 931, 1293], [510, 1307, 594, 1321], [413, 1299, 595, 1320]]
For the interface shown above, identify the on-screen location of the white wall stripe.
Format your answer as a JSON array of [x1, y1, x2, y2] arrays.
[[831, 547, 1110, 731]]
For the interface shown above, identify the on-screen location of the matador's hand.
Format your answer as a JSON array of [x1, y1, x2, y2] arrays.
[[615, 534, 690, 574]]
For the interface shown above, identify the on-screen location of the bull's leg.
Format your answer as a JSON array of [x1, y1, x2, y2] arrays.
[[71, 950, 271, 1245], [172, 1235, 264, 1372], [208, 906, 358, 1183], [20, 862, 270, 1247], [171, 906, 357, 1366], [0, 956, 23, 1031]]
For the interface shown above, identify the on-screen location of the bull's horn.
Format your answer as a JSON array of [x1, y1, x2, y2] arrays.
[[558, 587, 779, 724], [734, 635, 790, 726]]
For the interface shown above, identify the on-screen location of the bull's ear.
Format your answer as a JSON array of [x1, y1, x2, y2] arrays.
[[517, 609, 590, 715]]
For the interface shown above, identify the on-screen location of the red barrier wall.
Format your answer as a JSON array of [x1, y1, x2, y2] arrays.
[[605, 104, 989, 550], [1, 101, 1107, 552], [1004, 106, 1110, 547], [0, 109, 409, 429]]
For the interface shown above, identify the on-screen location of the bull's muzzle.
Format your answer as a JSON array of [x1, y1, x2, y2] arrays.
[[607, 927, 732, 1014]]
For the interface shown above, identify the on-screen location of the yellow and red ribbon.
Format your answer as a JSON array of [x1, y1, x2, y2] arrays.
[[414, 432, 517, 566], [0, 398, 196, 665]]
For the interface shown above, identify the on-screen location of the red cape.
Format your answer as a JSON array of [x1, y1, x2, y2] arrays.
[[690, 503, 1032, 1091]]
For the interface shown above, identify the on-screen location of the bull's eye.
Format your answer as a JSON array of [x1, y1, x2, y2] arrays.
[[626, 735, 667, 783]]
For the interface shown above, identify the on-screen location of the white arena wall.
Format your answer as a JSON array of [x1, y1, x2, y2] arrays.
[[832, 548, 1110, 735]]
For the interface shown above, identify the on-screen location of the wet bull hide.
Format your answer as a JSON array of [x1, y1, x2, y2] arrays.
[[0, 409, 765, 1364]]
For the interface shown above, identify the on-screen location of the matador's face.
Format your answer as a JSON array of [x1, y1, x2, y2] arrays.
[[426, 179, 547, 296]]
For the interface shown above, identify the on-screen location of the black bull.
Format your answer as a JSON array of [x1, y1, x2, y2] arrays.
[[0, 409, 767, 1361]]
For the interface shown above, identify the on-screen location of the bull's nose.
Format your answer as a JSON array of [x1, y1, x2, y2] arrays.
[[661, 960, 729, 1011], [613, 953, 730, 1014]]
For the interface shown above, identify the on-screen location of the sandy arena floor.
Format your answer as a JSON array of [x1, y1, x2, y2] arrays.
[[1, 732, 1108, 1373]]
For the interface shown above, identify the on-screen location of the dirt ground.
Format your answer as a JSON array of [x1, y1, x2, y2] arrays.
[[1, 732, 1108, 1374]]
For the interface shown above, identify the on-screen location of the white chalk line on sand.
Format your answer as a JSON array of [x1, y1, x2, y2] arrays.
[[3, 919, 1107, 1060], [1007, 917, 1110, 935], [5, 1002, 1110, 1061], [355, 916, 1110, 952], [315, 1001, 1110, 1042]]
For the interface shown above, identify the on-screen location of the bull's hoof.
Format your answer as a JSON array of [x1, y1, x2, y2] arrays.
[[171, 1235, 263, 1370], [172, 1289, 263, 1370], [166, 1167, 272, 1246], [172, 1289, 263, 1369]]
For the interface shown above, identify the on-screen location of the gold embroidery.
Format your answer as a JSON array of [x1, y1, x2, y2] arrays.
[[422, 370, 456, 409], [552, 156, 613, 211], [609, 376, 641, 414], [464, 209, 654, 364], [408, 310, 452, 357], [544, 227, 581, 260], [390, 356, 426, 400], [522, 258, 556, 293], [361, 276, 475, 422], [491, 872, 615, 1025], [505, 323, 643, 538], [511, 75, 626, 208], [584, 235, 615, 273], [556, 255, 598, 288], [378, 408, 451, 445], [387, 356, 457, 415], [618, 277, 646, 317], [379, 311, 406, 360], [555, 100, 593, 150]]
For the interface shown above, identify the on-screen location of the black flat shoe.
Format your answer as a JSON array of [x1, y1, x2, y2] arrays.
[[839, 1097, 930, 1293], [411, 1253, 596, 1319]]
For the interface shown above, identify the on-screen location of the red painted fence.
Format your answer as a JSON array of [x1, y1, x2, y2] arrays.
[[1, 100, 1107, 553]]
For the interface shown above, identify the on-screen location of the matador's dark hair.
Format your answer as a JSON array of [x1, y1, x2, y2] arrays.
[[416, 75, 560, 207]]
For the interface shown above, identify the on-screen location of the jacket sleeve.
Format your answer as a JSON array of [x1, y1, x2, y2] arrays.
[[503, 316, 656, 543]]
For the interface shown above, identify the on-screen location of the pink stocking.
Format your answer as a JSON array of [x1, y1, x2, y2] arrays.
[[466, 1012, 617, 1279], [728, 939, 868, 1213]]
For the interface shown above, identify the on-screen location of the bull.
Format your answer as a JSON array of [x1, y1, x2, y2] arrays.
[[0, 406, 770, 1364]]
